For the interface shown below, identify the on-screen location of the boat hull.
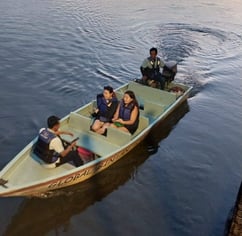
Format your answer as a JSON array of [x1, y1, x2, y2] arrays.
[[1, 133, 148, 197], [0, 81, 192, 197]]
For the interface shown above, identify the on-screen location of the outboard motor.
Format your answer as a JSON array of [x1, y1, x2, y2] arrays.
[[162, 61, 177, 84]]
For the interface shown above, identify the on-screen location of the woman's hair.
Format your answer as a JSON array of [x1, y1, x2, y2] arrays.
[[104, 86, 113, 93], [104, 85, 116, 97], [124, 90, 139, 107]]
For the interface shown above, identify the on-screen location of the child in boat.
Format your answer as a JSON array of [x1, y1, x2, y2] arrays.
[[111, 90, 139, 134], [91, 86, 119, 135]]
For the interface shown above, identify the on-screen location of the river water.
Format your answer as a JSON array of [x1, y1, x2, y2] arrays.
[[0, 0, 242, 235]]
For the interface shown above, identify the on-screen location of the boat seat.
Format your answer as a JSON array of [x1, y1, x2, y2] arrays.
[[76, 132, 119, 156], [76, 100, 97, 118], [141, 101, 165, 118], [132, 115, 149, 137], [115, 91, 124, 100], [68, 112, 92, 132], [106, 115, 149, 144], [106, 126, 131, 146], [60, 125, 120, 157], [31, 153, 75, 170], [127, 81, 177, 106]]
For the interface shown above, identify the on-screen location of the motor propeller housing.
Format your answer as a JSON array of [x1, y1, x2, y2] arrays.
[[162, 61, 178, 83]]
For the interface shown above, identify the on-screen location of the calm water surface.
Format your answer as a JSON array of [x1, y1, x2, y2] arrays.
[[0, 0, 242, 235]]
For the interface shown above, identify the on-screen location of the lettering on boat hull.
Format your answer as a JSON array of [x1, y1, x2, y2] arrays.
[[46, 144, 139, 191]]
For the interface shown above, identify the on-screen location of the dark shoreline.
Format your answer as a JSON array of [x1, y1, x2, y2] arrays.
[[227, 182, 242, 236]]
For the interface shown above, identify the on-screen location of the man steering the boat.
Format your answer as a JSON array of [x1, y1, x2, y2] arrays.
[[34, 116, 83, 168], [140, 47, 165, 89]]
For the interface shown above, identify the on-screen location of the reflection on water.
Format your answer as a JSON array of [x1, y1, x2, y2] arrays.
[[3, 102, 189, 236]]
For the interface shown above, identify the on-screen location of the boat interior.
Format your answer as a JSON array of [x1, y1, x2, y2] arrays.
[[0, 81, 189, 189], [59, 82, 181, 156]]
